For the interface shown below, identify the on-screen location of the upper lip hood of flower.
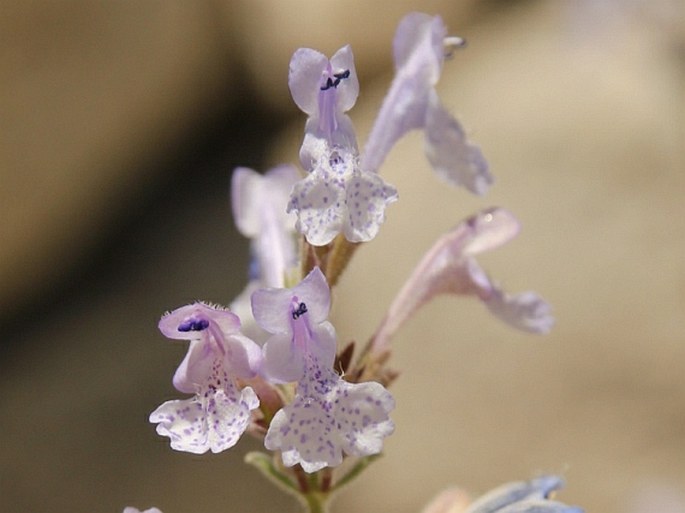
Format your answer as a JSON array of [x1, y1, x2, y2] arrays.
[[362, 12, 491, 194]]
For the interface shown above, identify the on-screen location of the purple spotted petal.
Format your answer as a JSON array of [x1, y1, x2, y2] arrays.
[[336, 380, 395, 457], [287, 163, 346, 246], [266, 394, 343, 473], [343, 171, 398, 243], [150, 379, 259, 454], [265, 373, 394, 473]]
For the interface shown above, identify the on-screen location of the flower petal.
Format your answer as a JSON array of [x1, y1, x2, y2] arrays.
[[158, 303, 240, 341], [307, 322, 337, 372], [393, 12, 445, 77], [360, 61, 431, 173], [464, 476, 565, 513], [329, 45, 359, 112], [264, 378, 394, 473], [231, 166, 299, 288], [229, 280, 269, 342], [373, 209, 545, 350], [265, 395, 344, 473], [224, 333, 263, 379], [292, 267, 331, 324], [172, 339, 211, 393], [262, 332, 304, 383], [460, 208, 521, 255], [251, 287, 295, 334], [149, 382, 258, 454], [496, 500, 584, 513], [425, 93, 492, 195], [361, 13, 444, 173], [287, 165, 346, 246], [484, 288, 554, 334], [336, 380, 395, 458], [343, 171, 399, 243], [289, 48, 328, 115]]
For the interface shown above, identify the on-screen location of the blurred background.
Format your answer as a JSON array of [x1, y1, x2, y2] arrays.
[[1, 1, 684, 512]]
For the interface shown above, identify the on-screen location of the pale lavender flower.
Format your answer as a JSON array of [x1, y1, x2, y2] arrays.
[[123, 508, 163, 513], [232, 165, 299, 289], [149, 303, 261, 454], [362, 12, 491, 194], [230, 165, 300, 339], [463, 476, 582, 513], [252, 268, 395, 472], [374, 208, 553, 351], [287, 46, 398, 246]]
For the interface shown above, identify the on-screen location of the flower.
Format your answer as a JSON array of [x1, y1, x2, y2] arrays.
[[252, 268, 395, 472], [123, 508, 163, 513], [462, 475, 583, 513], [374, 208, 553, 351], [231, 165, 300, 289], [287, 45, 398, 246], [149, 303, 261, 454], [362, 12, 491, 194], [230, 165, 300, 339]]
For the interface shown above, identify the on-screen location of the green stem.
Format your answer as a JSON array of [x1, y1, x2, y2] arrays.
[[303, 491, 330, 513]]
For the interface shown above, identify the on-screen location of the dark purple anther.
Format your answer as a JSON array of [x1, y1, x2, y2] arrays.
[[320, 69, 351, 91], [291, 302, 308, 320], [178, 317, 210, 332]]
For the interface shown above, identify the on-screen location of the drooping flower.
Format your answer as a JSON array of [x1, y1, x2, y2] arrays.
[[287, 46, 398, 246], [374, 208, 553, 351], [362, 12, 491, 194], [462, 475, 583, 513], [150, 303, 261, 454], [252, 268, 395, 472], [230, 165, 300, 340]]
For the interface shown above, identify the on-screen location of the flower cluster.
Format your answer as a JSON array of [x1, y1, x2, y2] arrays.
[[139, 11, 579, 513]]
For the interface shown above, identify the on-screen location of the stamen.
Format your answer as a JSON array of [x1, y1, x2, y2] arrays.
[[444, 36, 467, 59], [292, 302, 308, 320], [178, 317, 210, 332], [320, 69, 351, 91]]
